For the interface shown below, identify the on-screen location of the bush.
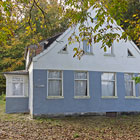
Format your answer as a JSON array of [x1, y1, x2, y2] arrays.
[[0, 93, 6, 101], [0, 74, 6, 95]]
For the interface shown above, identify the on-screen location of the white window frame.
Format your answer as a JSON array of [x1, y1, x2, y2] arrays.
[[101, 72, 117, 98], [83, 40, 93, 55], [104, 44, 115, 57], [124, 73, 136, 98], [11, 76, 25, 97], [137, 74, 140, 97], [47, 70, 63, 99], [74, 71, 90, 99]]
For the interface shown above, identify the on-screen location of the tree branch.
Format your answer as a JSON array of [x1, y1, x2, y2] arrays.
[[28, 0, 35, 29], [34, 0, 52, 27]]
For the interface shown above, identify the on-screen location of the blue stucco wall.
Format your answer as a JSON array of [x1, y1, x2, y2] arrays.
[[6, 97, 29, 113], [32, 70, 140, 116]]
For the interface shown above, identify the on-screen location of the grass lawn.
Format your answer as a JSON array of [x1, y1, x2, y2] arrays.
[[1, 98, 140, 139]]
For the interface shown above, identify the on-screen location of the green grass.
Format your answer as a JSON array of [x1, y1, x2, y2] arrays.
[[0, 95, 29, 121], [0, 93, 5, 101], [0, 96, 5, 117]]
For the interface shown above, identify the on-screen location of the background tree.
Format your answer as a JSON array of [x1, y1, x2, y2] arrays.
[[0, 0, 67, 94], [115, 0, 140, 47], [64, 0, 139, 58]]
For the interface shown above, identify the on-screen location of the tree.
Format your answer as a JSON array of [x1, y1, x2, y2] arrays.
[[0, 0, 139, 50], [0, 0, 67, 94], [64, 0, 140, 58], [120, 0, 140, 47]]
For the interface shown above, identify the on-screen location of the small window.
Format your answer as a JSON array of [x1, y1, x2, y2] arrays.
[[101, 73, 116, 97], [128, 49, 133, 57], [124, 73, 135, 97], [58, 45, 68, 54], [12, 77, 24, 96], [48, 70, 63, 97], [74, 72, 88, 97], [62, 46, 67, 52], [83, 40, 92, 54], [104, 46, 112, 54]]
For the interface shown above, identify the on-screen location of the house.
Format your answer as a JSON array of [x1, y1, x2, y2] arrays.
[[4, 7, 140, 117]]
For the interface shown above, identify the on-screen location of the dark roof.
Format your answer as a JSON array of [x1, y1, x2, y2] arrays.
[[24, 33, 63, 59], [4, 70, 29, 75], [43, 33, 62, 50]]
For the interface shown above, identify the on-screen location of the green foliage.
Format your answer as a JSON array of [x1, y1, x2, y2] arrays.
[[64, 0, 140, 58], [0, 74, 6, 95], [73, 133, 80, 138], [0, 0, 139, 90], [117, 0, 140, 47], [133, 77, 140, 84], [0, 93, 6, 101], [0, 0, 68, 93]]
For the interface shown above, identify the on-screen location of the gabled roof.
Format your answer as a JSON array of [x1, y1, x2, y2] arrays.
[[44, 33, 63, 50], [24, 33, 63, 59]]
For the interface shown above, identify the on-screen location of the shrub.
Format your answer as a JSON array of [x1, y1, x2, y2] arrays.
[[0, 93, 6, 101]]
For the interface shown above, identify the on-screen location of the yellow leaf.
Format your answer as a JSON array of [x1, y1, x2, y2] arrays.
[[25, 26, 30, 30], [124, 20, 129, 23], [133, 14, 137, 17]]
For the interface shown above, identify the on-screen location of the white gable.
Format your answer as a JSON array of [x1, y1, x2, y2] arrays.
[[32, 8, 140, 73]]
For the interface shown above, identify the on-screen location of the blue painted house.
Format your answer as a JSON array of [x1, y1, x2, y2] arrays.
[[4, 7, 140, 117]]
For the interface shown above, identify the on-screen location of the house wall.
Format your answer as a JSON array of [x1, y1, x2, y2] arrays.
[[32, 69, 140, 116], [5, 74, 29, 113], [6, 97, 29, 113], [28, 62, 34, 115]]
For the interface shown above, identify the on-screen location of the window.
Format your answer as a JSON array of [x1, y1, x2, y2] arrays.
[[104, 46, 112, 55], [137, 75, 140, 97], [74, 72, 89, 97], [124, 73, 135, 97], [128, 49, 134, 57], [58, 45, 68, 54], [101, 73, 116, 97], [62, 45, 67, 52], [104, 43, 115, 56], [105, 46, 112, 54], [83, 40, 92, 54], [12, 77, 24, 96], [48, 70, 63, 97]]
